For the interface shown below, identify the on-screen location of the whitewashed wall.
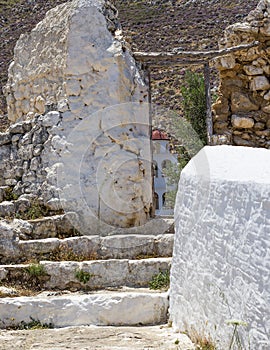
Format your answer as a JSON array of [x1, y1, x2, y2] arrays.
[[170, 145, 270, 349]]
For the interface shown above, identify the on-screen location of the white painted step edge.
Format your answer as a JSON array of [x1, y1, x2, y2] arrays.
[[0, 291, 169, 328]]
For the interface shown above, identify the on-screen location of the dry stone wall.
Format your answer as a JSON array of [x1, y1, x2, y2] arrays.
[[0, 111, 61, 198], [0, 0, 152, 232], [213, 0, 270, 148]]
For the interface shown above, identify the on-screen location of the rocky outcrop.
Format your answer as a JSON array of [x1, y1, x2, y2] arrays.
[[213, 0, 270, 148], [1, 0, 152, 232], [170, 145, 270, 349]]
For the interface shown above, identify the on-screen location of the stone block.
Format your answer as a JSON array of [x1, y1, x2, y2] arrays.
[[0, 133, 11, 146], [262, 104, 270, 113], [0, 221, 19, 263], [250, 75, 270, 91], [243, 65, 264, 75], [8, 123, 24, 134], [220, 55, 236, 69], [231, 92, 258, 113], [0, 291, 169, 327], [0, 201, 15, 218], [231, 115, 255, 128]]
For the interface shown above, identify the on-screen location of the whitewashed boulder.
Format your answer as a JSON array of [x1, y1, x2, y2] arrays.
[[170, 145, 270, 349], [2, 0, 152, 232]]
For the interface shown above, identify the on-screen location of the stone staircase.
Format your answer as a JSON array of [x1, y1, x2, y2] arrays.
[[0, 198, 174, 329]]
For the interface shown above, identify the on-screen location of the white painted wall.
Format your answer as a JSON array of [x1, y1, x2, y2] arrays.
[[153, 139, 177, 215], [170, 145, 270, 349]]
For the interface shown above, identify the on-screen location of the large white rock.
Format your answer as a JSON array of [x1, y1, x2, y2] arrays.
[[3, 0, 152, 232], [170, 146, 270, 349]]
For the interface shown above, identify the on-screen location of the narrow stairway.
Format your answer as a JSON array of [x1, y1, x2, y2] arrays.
[[0, 196, 174, 329]]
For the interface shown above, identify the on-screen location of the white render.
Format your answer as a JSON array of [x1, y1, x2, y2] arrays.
[[0, 291, 169, 328], [153, 139, 178, 215], [170, 145, 270, 349]]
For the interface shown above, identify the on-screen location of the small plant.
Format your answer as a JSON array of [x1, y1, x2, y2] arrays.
[[226, 319, 248, 350], [135, 253, 159, 260], [4, 187, 19, 201], [26, 263, 46, 277], [7, 317, 53, 330], [195, 338, 216, 350], [75, 269, 92, 284], [188, 330, 216, 350], [40, 246, 98, 262], [0, 283, 38, 297], [20, 200, 50, 220], [149, 269, 170, 290], [13, 200, 64, 220], [180, 70, 207, 145]]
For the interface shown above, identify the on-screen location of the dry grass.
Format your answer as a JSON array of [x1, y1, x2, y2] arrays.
[[25, 246, 99, 263], [0, 283, 40, 297], [187, 327, 216, 350]]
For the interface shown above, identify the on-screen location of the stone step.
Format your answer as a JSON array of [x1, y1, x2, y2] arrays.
[[0, 258, 171, 291], [0, 198, 65, 223], [23, 215, 174, 240], [0, 324, 195, 350], [17, 213, 81, 240], [0, 289, 169, 328], [15, 234, 174, 263]]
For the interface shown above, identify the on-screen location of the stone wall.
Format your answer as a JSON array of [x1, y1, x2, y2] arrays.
[[0, 0, 152, 232], [213, 0, 270, 148], [170, 145, 270, 349], [0, 111, 61, 201]]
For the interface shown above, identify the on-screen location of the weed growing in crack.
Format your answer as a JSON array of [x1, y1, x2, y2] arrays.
[[26, 263, 46, 277], [187, 328, 216, 350], [5, 316, 54, 330], [149, 269, 170, 290], [75, 269, 93, 284]]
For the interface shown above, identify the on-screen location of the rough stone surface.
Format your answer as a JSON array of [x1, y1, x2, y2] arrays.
[[0, 258, 171, 291], [0, 325, 195, 350], [0, 291, 169, 328], [0, 221, 19, 263], [0, 0, 152, 232], [231, 115, 255, 128], [0, 286, 18, 297], [12, 233, 174, 263], [170, 146, 270, 350], [213, 0, 270, 148]]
